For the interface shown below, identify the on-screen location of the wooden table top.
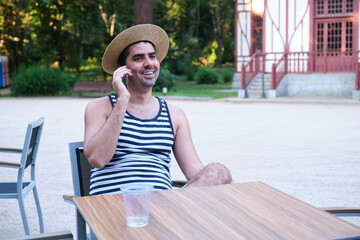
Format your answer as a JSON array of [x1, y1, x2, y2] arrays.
[[74, 182, 360, 240]]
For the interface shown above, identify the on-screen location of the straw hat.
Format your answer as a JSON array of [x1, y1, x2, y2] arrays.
[[102, 24, 169, 74]]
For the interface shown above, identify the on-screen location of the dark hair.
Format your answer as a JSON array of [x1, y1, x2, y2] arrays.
[[117, 41, 156, 66]]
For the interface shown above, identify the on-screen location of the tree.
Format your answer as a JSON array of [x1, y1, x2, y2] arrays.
[[153, 0, 234, 71], [209, 0, 234, 67], [134, 0, 153, 24], [0, 0, 32, 72], [153, 0, 214, 73], [29, 0, 133, 71], [0, 0, 235, 79]]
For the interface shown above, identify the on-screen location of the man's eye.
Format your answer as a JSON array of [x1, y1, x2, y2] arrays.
[[150, 55, 156, 59]]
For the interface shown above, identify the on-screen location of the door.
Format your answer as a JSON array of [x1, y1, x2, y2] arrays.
[[313, 0, 356, 72]]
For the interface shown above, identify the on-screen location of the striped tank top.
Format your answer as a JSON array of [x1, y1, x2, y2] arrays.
[[89, 93, 174, 195]]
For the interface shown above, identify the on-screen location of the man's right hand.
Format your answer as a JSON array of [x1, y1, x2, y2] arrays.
[[112, 66, 132, 103]]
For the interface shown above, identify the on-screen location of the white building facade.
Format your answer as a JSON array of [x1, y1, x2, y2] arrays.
[[234, 0, 360, 99]]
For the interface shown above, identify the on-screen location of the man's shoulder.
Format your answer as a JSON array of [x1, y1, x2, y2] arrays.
[[166, 102, 188, 128], [86, 96, 111, 111], [166, 101, 184, 115]]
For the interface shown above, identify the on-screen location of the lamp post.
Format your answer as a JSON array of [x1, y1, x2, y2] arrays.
[[162, 87, 168, 96]]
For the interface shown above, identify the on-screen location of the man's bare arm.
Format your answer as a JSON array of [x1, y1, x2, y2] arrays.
[[83, 97, 127, 168], [83, 66, 131, 168], [169, 104, 204, 180]]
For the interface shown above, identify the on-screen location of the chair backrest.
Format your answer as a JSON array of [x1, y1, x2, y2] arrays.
[[68, 141, 186, 197], [68, 142, 91, 197], [21, 117, 45, 170]]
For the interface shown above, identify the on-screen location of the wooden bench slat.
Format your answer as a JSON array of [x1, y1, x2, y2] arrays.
[[71, 82, 112, 93]]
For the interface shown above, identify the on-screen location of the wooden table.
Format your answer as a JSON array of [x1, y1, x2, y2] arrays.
[[74, 182, 360, 240]]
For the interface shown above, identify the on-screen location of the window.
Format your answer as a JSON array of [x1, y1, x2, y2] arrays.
[[251, 13, 263, 53], [328, 0, 343, 14], [327, 22, 342, 52], [346, 0, 354, 12], [345, 21, 353, 52], [317, 0, 325, 14], [317, 23, 325, 52], [315, 0, 353, 16], [254, 14, 263, 52]]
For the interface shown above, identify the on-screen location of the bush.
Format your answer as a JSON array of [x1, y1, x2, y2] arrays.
[[221, 68, 234, 83], [11, 65, 74, 96], [195, 67, 218, 84], [185, 66, 199, 81], [153, 69, 176, 92]]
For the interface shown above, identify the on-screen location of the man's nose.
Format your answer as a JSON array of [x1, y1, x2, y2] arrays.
[[143, 56, 153, 67]]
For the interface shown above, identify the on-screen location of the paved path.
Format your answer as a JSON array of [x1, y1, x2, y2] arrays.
[[0, 96, 359, 238]]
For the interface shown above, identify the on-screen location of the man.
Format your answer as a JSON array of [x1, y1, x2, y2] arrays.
[[84, 24, 232, 195]]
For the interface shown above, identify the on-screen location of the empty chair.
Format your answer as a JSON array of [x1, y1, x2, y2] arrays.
[[3, 230, 73, 240], [0, 117, 45, 235]]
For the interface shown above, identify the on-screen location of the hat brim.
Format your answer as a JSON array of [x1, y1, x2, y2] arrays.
[[102, 24, 169, 74]]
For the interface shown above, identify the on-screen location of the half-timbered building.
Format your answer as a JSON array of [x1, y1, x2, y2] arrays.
[[234, 0, 360, 100]]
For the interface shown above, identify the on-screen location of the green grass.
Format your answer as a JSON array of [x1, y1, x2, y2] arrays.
[[153, 79, 237, 99]]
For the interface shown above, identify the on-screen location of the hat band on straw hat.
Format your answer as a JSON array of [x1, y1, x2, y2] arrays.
[[102, 24, 169, 74]]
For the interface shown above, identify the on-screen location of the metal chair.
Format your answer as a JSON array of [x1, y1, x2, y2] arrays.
[[0, 117, 45, 235], [3, 230, 73, 240], [63, 141, 91, 240], [64, 141, 187, 240]]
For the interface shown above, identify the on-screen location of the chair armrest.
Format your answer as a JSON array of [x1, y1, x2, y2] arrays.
[[0, 147, 22, 153], [3, 230, 73, 240], [320, 207, 360, 217], [171, 180, 187, 188], [63, 194, 75, 205], [0, 160, 22, 168]]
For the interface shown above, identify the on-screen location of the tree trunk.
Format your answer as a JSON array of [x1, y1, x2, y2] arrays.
[[212, 0, 222, 67], [216, 34, 223, 67], [134, 0, 153, 24]]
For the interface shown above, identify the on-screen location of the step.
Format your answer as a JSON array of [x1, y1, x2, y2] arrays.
[[246, 74, 272, 98], [247, 90, 268, 98], [250, 82, 271, 87]]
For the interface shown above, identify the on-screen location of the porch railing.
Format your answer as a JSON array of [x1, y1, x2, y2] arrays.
[[356, 62, 360, 91], [240, 50, 360, 90], [271, 54, 287, 89], [240, 52, 264, 90], [287, 51, 359, 73]]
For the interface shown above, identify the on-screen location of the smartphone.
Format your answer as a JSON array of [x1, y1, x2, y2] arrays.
[[124, 74, 128, 88]]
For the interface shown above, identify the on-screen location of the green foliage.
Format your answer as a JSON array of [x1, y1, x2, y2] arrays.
[[209, 0, 234, 67], [153, 69, 176, 92], [0, 1, 33, 71], [2, 0, 235, 82], [221, 67, 234, 83], [11, 65, 74, 96], [195, 67, 218, 84], [154, 0, 233, 72], [185, 66, 199, 81]]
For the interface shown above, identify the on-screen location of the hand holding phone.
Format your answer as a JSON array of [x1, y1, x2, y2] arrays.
[[112, 66, 132, 97]]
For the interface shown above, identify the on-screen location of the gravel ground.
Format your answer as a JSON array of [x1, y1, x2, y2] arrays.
[[0, 96, 359, 239]]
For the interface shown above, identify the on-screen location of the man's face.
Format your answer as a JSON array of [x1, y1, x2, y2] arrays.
[[125, 42, 160, 88]]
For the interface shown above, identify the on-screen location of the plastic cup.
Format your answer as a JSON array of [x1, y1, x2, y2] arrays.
[[121, 183, 154, 227]]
